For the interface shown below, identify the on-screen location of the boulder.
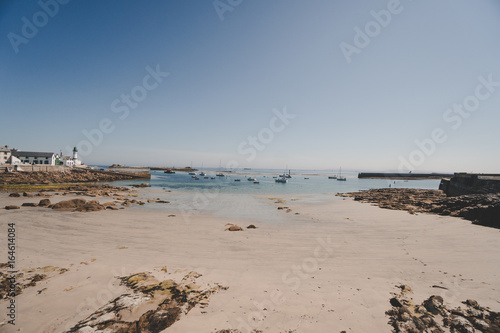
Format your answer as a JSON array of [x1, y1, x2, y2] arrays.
[[5, 205, 20, 210], [247, 224, 257, 229], [22, 202, 38, 207], [9, 193, 21, 197], [75, 200, 106, 212], [226, 225, 243, 231], [52, 199, 87, 210]]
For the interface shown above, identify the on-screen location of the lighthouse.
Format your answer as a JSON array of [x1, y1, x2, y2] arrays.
[[73, 146, 78, 160]]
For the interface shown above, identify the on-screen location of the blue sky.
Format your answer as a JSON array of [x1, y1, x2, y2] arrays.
[[1, 0, 499, 172]]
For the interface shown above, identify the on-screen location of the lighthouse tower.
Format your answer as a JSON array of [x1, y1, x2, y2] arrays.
[[73, 146, 78, 160]]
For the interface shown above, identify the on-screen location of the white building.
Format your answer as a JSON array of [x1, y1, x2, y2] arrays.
[[9, 151, 57, 165], [0, 145, 11, 165], [57, 147, 82, 166]]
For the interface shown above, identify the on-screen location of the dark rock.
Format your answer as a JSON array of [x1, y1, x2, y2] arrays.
[[5, 205, 20, 210], [9, 193, 21, 197], [52, 199, 87, 210], [247, 224, 257, 229], [21, 202, 38, 207], [423, 295, 444, 315], [38, 199, 51, 207], [390, 297, 404, 308]]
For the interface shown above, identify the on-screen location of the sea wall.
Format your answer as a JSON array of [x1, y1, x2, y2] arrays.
[[0, 165, 68, 172], [358, 172, 453, 179], [439, 173, 500, 196], [107, 166, 151, 179]]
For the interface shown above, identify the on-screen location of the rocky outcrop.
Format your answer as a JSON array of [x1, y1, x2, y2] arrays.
[[340, 189, 500, 229], [0, 264, 68, 300], [0, 168, 140, 185], [4, 205, 20, 210], [66, 271, 228, 333], [386, 286, 500, 333], [440, 173, 500, 196]]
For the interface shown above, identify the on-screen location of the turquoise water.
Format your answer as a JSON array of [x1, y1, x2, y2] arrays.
[[111, 169, 441, 195]]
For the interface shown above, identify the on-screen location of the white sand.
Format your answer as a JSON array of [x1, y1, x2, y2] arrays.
[[0, 190, 499, 332]]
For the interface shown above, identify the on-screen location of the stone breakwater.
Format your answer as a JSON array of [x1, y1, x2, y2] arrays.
[[339, 188, 500, 229], [0, 168, 140, 185]]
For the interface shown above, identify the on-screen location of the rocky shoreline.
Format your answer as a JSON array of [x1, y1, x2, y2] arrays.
[[3, 184, 170, 212], [339, 188, 500, 229], [0, 168, 141, 186], [386, 285, 500, 333]]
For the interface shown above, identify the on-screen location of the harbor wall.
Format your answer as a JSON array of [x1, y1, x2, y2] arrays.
[[358, 172, 454, 179], [107, 166, 151, 179], [439, 173, 500, 196]]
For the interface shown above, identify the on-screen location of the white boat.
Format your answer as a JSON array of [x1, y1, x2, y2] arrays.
[[247, 177, 256, 181], [337, 167, 346, 181], [199, 171, 207, 176], [275, 176, 288, 183]]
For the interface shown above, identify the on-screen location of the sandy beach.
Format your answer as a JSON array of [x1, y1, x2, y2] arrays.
[[0, 188, 499, 333]]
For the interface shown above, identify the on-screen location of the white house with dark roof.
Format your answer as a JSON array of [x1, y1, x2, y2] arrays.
[[9, 150, 57, 165]]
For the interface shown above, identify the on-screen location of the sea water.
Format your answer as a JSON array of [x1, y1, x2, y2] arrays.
[[111, 169, 441, 195]]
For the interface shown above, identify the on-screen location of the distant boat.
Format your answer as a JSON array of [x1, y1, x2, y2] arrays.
[[328, 176, 337, 179], [279, 169, 292, 178], [211, 177, 216, 180], [204, 176, 209, 179], [304, 177, 309, 179], [193, 176, 200, 180], [253, 181, 260, 184], [337, 167, 346, 181], [275, 176, 288, 183], [247, 177, 256, 181], [188, 172, 196, 175], [164, 169, 175, 174], [199, 171, 207, 176], [216, 160, 224, 177], [235, 179, 241, 182]]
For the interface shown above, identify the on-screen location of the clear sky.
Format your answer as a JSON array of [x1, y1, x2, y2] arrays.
[[1, 0, 499, 172]]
